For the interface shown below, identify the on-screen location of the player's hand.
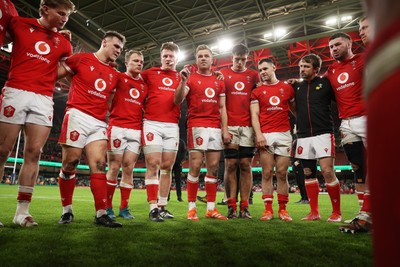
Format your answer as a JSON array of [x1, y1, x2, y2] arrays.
[[214, 70, 224, 80], [222, 131, 232, 145], [287, 78, 299, 84], [109, 61, 119, 69], [256, 81, 264, 87], [59, 30, 72, 42], [256, 134, 267, 150], [180, 65, 192, 81]]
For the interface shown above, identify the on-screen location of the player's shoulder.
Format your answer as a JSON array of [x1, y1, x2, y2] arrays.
[[353, 53, 366, 64], [10, 16, 31, 26], [219, 67, 231, 74], [278, 80, 293, 88], [71, 52, 91, 60], [246, 68, 259, 76], [143, 66, 159, 73], [252, 84, 265, 94], [314, 76, 332, 87], [142, 66, 166, 77]]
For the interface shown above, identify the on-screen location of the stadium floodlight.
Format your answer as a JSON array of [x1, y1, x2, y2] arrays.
[[326, 17, 337, 26], [218, 38, 233, 53], [341, 15, 352, 22], [263, 32, 273, 39], [178, 50, 186, 62], [274, 27, 287, 38]]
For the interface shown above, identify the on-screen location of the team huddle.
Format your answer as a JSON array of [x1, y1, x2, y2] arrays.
[[0, 0, 371, 233]]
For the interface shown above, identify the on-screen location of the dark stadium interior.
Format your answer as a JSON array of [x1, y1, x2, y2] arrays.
[[1, 0, 364, 182]]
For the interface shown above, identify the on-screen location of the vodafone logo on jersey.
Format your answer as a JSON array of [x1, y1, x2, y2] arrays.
[[205, 88, 215, 98], [269, 96, 280, 106], [0, 10, 3, 20], [337, 72, 349, 84], [129, 88, 140, 99], [162, 78, 173, 87], [94, 79, 107, 91], [34, 41, 51, 55], [234, 82, 245, 91]]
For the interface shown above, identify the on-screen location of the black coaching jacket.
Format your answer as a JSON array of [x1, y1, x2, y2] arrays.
[[293, 76, 335, 138]]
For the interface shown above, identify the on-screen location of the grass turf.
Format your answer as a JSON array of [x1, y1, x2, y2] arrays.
[[0, 185, 372, 267]]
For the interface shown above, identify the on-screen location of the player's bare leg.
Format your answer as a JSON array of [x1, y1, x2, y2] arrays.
[[158, 151, 176, 219], [13, 124, 50, 227]]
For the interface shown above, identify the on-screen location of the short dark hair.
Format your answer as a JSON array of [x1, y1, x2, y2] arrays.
[[329, 32, 352, 42], [103, 31, 126, 45], [300, 54, 322, 70], [125, 50, 143, 62], [232, 44, 248, 55], [160, 42, 180, 54], [258, 57, 275, 66], [39, 0, 75, 16]]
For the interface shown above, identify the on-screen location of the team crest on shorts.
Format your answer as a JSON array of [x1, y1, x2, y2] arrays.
[[146, 132, 154, 141], [113, 139, 121, 148], [70, 130, 80, 142], [196, 137, 203, 146], [3, 105, 15, 117], [297, 146, 303, 155]]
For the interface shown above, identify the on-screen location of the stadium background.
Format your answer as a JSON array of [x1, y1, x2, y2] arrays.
[[1, 0, 363, 186]]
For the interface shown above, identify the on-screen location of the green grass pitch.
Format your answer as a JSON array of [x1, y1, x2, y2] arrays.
[[0, 185, 372, 267]]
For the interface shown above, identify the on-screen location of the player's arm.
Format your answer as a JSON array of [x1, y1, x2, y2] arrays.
[[287, 78, 300, 84], [108, 91, 115, 111], [57, 63, 72, 81], [174, 66, 190, 105], [219, 95, 231, 144], [250, 101, 266, 149], [289, 84, 297, 116], [213, 70, 224, 80], [59, 30, 72, 42], [289, 100, 296, 117]]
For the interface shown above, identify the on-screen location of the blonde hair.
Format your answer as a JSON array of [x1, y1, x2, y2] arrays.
[[196, 44, 212, 54], [125, 50, 143, 62]]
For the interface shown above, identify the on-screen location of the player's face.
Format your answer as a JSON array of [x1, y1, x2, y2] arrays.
[[126, 53, 144, 75], [161, 49, 177, 71], [104, 37, 124, 62], [232, 53, 247, 71], [196, 49, 212, 71], [42, 5, 71, 30], [329, 37, 351, 61], [258, 62, 275, 82], [359, 19, 370, 46], [299, 60, 317, 80]]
